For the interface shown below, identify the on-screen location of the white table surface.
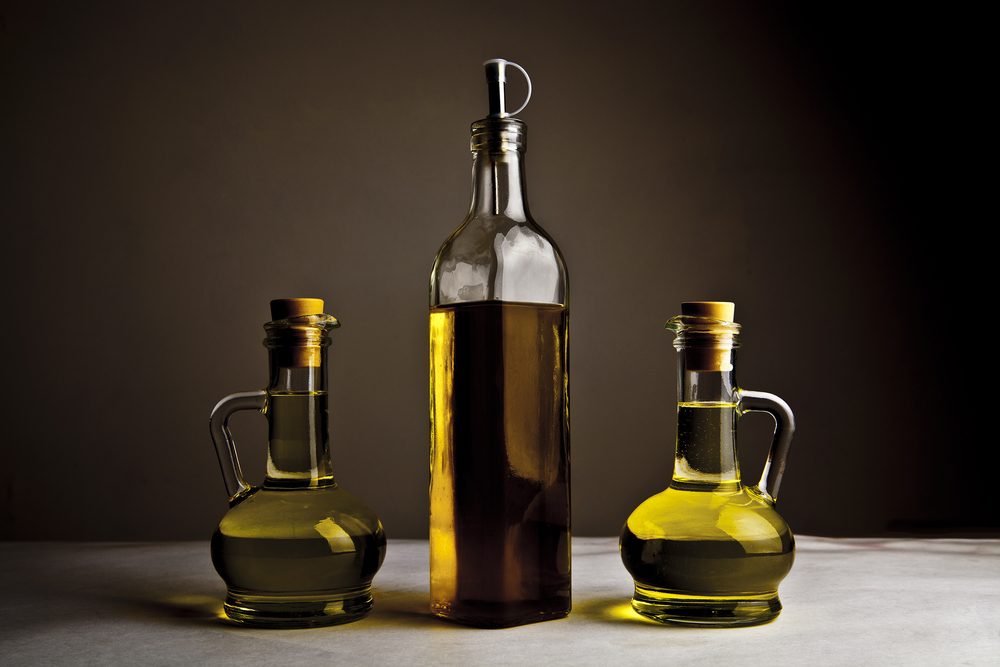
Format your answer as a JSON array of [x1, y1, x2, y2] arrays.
[[1, 537, 997, 665]]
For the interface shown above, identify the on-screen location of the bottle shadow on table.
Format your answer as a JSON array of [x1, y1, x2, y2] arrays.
[[106, 586, 449, 630], [103, 589, 229, 627], [360, 588, 444, 629], [570, 596, 668, 628]]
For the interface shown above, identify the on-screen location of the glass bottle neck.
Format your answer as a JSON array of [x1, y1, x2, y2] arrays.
[[469, 149, 529, 221], [263, 348, 335, 489], [671, 350, 741, 490]]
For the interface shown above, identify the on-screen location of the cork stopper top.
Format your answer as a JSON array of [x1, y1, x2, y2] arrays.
[[668, 301, 740, 372], [270, 298, 325, 321], [681, 301, 735, 322], [264, 298, 336, 368]]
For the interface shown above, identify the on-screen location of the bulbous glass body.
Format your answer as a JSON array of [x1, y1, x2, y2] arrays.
[[210, 304, 386, 628], [621, 480, 794, 625], [212, 484, 386, 627], [620, 304, 796, 626]]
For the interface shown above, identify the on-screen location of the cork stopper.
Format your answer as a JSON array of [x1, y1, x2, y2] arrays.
[[681, 301, 735, 322], [266, 298, 328, 368], [674, 301, 738, 372], [270, 298, 324, 321]]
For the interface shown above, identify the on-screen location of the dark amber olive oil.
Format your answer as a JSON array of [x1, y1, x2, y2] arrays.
[[429, 301, 570, 627]]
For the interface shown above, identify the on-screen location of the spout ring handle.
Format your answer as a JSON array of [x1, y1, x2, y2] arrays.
[[504, 61, 532, 116]]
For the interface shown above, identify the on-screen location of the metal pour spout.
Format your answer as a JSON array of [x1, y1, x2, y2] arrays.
[[484, 58, 532, 118]]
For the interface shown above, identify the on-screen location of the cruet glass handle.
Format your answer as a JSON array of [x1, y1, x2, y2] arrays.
[[737, 390, 795, 503], [209, 390, 267, 504]]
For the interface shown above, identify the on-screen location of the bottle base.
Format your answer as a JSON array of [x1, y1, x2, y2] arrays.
[[223, 585, 373, 628], [432, 599, 570, 628], [631, 584, 781, 627]]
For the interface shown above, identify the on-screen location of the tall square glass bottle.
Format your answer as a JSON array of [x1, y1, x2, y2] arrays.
[[429, 59, 570, 627]]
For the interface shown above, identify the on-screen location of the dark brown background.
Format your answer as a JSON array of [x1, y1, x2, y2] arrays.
[[2, 2, 991, 540]]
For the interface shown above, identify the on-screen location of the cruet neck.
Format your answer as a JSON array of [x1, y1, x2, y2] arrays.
[[261, 299, 337, 489], [264, 309, 339, 385], [668, 301, 742, 489]]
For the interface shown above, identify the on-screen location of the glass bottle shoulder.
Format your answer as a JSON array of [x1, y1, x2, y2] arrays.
[[625, 485, 791, 549], [431, 215, 568, 307], [218, 486, 384, 540]]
